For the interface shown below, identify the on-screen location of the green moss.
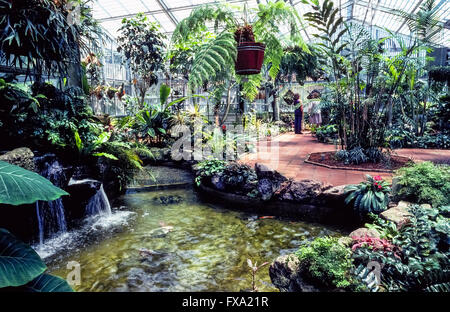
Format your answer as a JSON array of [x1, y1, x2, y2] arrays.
[[295, 236, 358, 289]]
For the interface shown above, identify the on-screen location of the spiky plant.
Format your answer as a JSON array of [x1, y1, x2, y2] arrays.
[[391, 0, 443, 46]]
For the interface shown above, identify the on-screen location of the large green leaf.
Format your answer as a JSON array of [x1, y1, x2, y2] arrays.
[[14, 274, 74, 292], [0, 161, 69, 205], [0, 228, 47, 288], [160, 84, 171, 107]]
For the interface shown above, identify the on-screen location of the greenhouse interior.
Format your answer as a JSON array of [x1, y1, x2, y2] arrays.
[[0, 0, 449, 295]]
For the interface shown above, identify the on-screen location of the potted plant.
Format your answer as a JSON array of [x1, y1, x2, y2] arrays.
[[105, 86, 118, 100], [92, 85, 104, 100], [116, 83, 125, 101], [171, 1, 307, 101], [234, 24, 265, 75]]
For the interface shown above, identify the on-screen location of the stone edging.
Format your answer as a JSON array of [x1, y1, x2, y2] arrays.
[[304, 153, 407, 173]]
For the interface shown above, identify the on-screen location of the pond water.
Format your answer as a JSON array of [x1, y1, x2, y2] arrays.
[[45, 187, 343, 292]]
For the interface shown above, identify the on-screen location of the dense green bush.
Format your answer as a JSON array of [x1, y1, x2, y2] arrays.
[[394, 162, 450, 207], [194, 159, 228, 187], [295, 236, 361, 290], [194, 160, 259, 197], [315, 124, 338, 143]]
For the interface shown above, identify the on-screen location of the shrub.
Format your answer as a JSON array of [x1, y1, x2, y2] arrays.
[[345, 175, 391, 217], [394, 162, 450, 207], [352, 204, 450, 291], [315, 124, 338, 143], [295, 236, 359, 289], [335, 149, 348, 161], [220, 162, 258, 194], [194, 159, 227, 187], [347, 146, 368, 165]]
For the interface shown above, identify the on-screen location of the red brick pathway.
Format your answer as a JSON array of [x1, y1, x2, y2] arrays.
[[241, 132, 450, 186]]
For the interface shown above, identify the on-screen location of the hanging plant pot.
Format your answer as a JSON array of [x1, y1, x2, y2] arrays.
[[235, 42, 265, 75]]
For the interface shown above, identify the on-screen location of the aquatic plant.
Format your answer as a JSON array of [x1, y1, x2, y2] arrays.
[[247, 259, 269, 292]]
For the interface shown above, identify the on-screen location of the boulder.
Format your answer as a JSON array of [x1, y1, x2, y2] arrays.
[[380, 201, 412, 226], [318, 185, 348, 206], [276, 180, 324, 203], [257, 178, 274, 201], [349, 228, 380, 238], [211, 174, 225, 191], [0, 147, 35, 171], [269, 254, 319, 292], [63, 178, 103, 222], [254, 163, 287, 191]]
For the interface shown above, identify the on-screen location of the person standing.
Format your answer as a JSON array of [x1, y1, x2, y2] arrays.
[[294, 94, 303, 134], [307, 90, 322, 127]]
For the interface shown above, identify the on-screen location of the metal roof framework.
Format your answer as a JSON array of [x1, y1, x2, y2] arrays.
[[92, 0, 449, 46]]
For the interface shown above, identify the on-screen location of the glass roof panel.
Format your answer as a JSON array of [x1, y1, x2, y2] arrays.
[[92, 0, 450, 47]]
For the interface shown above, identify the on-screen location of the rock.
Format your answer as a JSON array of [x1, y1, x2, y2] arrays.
[[276, 180, 324, 203], [380, 201, 412, 226], [0, 147, 35, 171], [152, 195, 183, 205], [318, 185, 348, 206], [211, 174, 225, 190], [269, 254, 319, 292], [129, 165, 193, 188], [258, 178, 274, 201], [349, 228, 380, 238], [420, 203, 432, 209], [145, 147, 171, 163], [338, 237, 353, 247], [148, 226, 173, 238], [254, 163, 287, 191]]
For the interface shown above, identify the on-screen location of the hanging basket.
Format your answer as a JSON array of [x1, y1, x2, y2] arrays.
[[235, 42, 265, 75]]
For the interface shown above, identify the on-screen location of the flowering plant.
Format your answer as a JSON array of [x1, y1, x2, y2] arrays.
[[351, 236, 400, 255], [345, 174, 392, 217]]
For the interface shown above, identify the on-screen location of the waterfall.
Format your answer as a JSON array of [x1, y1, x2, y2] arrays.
[[85, 184, 112, 216], [35, 157, 68, 244]]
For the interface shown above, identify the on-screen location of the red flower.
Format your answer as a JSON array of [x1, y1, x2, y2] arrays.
[[222, 124, 227, 131], [374, 176, 382, 181], [378, 185, 382, 190]]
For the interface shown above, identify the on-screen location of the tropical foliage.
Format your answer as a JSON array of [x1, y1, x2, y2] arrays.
[[394, 162, 450, 207], [117, 13, 166, 105], [171, 0, 308, 102], [303, 0, 447, 160], [295, 236, 362, 290], [345, 175, 391, 217], [352, 204, 450, 291], [0, 164, 72, 292]]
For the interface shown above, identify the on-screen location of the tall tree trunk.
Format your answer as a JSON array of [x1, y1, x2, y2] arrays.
[[272, 92, 279, 121], [67, 41, 82, 88]]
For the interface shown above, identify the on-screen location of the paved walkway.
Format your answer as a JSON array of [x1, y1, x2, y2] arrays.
[[241, 132, 450, 186]]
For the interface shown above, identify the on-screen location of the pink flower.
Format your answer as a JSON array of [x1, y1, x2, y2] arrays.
[[378, 185, 382, 190], [374, 176, 382, 181]]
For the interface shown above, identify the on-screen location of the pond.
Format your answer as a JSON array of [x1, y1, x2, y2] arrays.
[[44, 187, 343, 292]]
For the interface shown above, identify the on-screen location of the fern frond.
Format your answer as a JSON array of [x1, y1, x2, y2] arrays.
[[189, 31, 236, 88], [236, 73, 262, 102], [172, 4, 237, 44]]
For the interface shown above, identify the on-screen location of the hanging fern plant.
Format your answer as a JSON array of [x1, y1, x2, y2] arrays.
[[171, 1, 308, 100]]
